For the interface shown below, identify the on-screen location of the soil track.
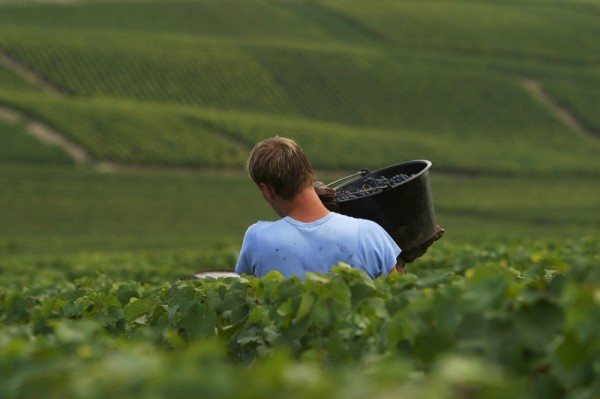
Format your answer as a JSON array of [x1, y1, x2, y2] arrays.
[[522, 78, 597, 139], [0, 105, 91, 165]]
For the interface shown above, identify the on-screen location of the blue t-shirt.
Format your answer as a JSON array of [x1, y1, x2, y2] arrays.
[[235, 212, 401, 279]]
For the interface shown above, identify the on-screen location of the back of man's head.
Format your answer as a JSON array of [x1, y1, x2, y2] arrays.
[[247, 136, 315, 199]]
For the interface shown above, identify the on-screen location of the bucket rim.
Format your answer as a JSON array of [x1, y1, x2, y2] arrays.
[[372, 159, 432, 175]]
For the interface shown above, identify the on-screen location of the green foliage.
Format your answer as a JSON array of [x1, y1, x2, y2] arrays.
[[323, 0, 600, 66], [1, 239, 599, 398], [0, 0, 376, 44]]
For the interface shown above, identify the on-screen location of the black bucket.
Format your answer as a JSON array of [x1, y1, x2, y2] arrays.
[[327, 160, 437, 251]]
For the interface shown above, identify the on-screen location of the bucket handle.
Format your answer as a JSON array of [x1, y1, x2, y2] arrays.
[[326, 168, 369, 189]]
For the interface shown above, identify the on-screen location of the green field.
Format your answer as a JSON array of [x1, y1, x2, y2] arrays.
[[1, 163, 598, 259], [1, 0, 600, 174]]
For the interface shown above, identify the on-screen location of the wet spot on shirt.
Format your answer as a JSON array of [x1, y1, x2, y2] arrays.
[[337, 243, 348, 253], [276, 248, 279, 251], [283, 257, 287, 261]]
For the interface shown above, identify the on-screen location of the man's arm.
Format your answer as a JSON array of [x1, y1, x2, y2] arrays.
[[235, 226, 257, 276]]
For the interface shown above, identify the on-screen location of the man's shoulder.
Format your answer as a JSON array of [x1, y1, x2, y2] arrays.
[[247, 219, 288, 233], [331, 213, 394, 245], [331, 212, 382, 229], [329, 212, 357, 222]]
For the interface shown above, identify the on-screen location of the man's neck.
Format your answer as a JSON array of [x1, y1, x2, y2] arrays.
[[276, 186, 331, 223]]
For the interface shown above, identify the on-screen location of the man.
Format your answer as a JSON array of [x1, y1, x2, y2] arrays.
[[235, 136, 404, 279]]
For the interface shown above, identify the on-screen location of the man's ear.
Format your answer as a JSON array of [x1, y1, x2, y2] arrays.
[[258, 183, 275, 200]]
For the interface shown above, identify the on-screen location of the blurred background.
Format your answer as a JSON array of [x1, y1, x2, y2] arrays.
[[1, 0, 599, 260]]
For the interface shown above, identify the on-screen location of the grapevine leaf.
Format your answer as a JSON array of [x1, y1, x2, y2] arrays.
[[293, 292, 314, 323], [124, 295, 160, 323]]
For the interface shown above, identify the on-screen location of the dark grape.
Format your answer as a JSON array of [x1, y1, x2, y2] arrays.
[[332, 173, 413, 202]]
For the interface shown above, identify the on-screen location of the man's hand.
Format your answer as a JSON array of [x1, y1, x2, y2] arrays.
[[314, 181, 339, 211], [389, 260, 406, 275], [399, 225, 445, 263]]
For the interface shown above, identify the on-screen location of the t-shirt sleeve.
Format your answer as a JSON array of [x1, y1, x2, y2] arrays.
[[235, 225, 257, 276], [357, 220, 401, 277]]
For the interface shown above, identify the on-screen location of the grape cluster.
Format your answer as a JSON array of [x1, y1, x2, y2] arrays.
[[332, 173, 413, 202]]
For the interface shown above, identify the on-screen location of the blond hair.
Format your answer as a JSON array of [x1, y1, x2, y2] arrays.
[[247, 136, 315, 199]]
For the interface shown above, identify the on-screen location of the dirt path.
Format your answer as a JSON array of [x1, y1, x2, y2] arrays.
[[522, 78, 597, 139], [0, 51, 120, 169], [0, 105, 92, 165]]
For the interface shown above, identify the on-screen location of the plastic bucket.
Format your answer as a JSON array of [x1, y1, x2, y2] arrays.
[[329, 160, 437, 251]]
